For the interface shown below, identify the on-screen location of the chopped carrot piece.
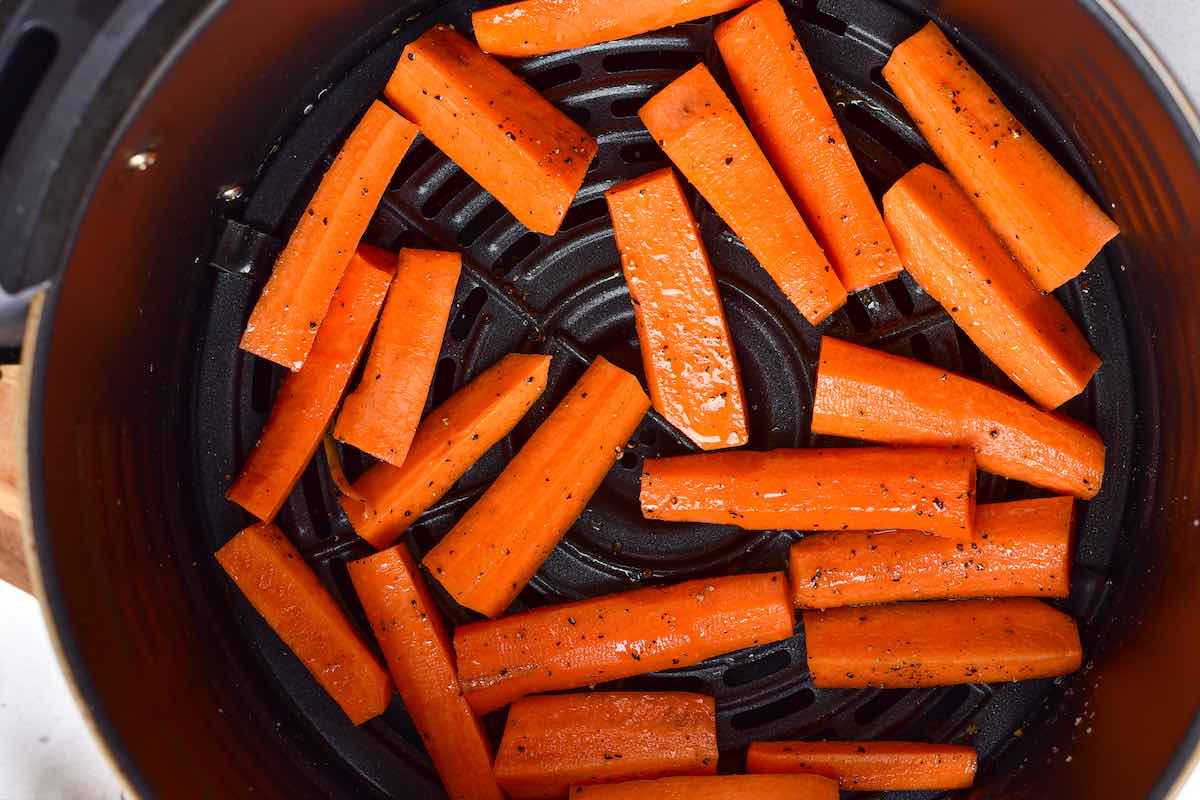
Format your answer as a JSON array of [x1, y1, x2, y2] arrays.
[[883, 23, 1119, 291], [385, 25, 597, 235], [228, 247, 394, 520], [812, 336, 1105, 498], [454, 571, 793, 714], [571, 774, 839, 799], [341, 353, 551, 549], [215, 523, 392, 725], [747, 740, 977, 791], [640, 64, 847, 324], [606, 168, 748, 449], [335, 249, 461, 465], [715, 0, 901, 290], [241, 101, 416, 370]]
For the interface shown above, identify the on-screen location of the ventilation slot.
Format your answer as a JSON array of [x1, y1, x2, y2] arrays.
[[799, 0, 848, 36], [723, 650, 790, 687], [603, 50, 701, 73], [393, 136, 438, 186], [954, 326, 984, 377], [450, 286, 488, 341], [852, 689, 908, 725], [493, 232, 542, 275], [842, 294, 872, 333], [619, 451, 639, 469], [0, 27, 59, 163], [922, 684, 974, 728], [525, 62, 583, 91], [910, 331, 933, 362], [422, 169, 475, 219], [561, 198, 608, 229], [610, 97, 645, 118], [731, 688, 815, 730], [457, 202, 507, 246], [842, 103, 925, 166], [884, 278, 915, 315], [619, 141, 666, 165], [430, 357, 457, 408]]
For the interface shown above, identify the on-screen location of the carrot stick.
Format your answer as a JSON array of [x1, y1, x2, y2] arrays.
[[606, 168, 749, 450], [812, 336, 1105, 499], [423, 357, 649, 617], [571, 774, 839, 799], [347, 544, 503, 800], [472, 0, 754, 57], [228, 248, 394, 520], [493, 692, 718, 799], [747, 741, 977, 790], [385, 25, 597, 235], [803, 598, 1082, 688], [334, 249, 461, 466], [341, 353, 551, 549], [715, 1, 901, 291], [789, 497, 1074, 609], [882, 23, 1118, 291], [640, 447, 976, 540], [241, 101, 416, 370], [453, 571, 793, 714], [639, 64, 846, 325], [215, 523, 392, 725], [883, 164, 1100, 408]]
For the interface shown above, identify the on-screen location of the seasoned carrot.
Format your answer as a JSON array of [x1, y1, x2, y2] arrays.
[[640, 447, 976, 540], [215, 523, 392, 725], [241, 101, 416, 370], [385, 25, 597, 235], [473, 0, 754, 57], [747, 741, 977, 791], [347, 544, 502, 800], [640, 64, 846, 324], [789, 497, 1074, 609], [715, 1, 901, 290], [423, 358, 649, 617], [812, 336, 1106, 499], [571, 774, 839, 799], [334, 249, 461, 465], [341, 353, 551, 548], [883, 164, 1099, 408], [803, 598, 1082, 688], [494, 692, 718, 799], [228, 248, 393, 520], [606, 168, 748, 449], [883, 23, 1119, 291], [454, 571, 793, 714]]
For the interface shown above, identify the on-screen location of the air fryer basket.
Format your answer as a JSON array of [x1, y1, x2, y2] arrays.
[[8, 0, 1200, 798]]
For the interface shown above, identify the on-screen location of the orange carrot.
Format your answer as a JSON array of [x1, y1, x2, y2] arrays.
[[812, 336, 1106, 499], [883, 23, 1119, 291], [454, 571, 793, 714], [883, 164, 1099, 408], [493, 692, 717, 799], [228, 248, 393, 520], [571, 774, 839, 799], [473, 0, 754, 57], [640, 64, 846, 324], [215, 523, 392, 725], [640, 447, 976, 540], [385, 25, 597, 235], [341, 353, 551, 549], [606, 168, 748, 450], [789, 497, 1074, 609], [241, 101, 416, 370], [747, 741, 977, 790], [334, 249, 461, 465], [347, 544, 502, 800], [423, 357, 649, 617], [803, 598, 1082, 688], [715, 1, 901, 290]]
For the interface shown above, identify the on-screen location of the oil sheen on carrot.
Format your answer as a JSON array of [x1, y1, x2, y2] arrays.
[[747, 740, 977, 791], [570, 774, 839, 799]]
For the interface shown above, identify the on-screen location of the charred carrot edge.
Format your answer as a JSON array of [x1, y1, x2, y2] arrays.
[[571, 774, 839, 799], [228, 247, 394, 520], [639, 64, 847, 324], [715, 1, 901, 291], [640, 446, 976, 540], [883, 164, 1100, 408], [606, 168, 749, 450], [883, 23, 1118, 291], [454, 571, 793, 714], [241, 101, 416, 370], [811, 336, 1106, 499], [335, 249, 461, 466], [803, 598, 1082, 688], [473, 0, 754, 57], [215, 523, 392, 725], [423, 357, 650, 618], [341, 353, 551, 549], [385, 25, 597, 235], [494, 692, 718, 799], [746, 741, 977, 791], [347, 544, 503, 800], [789, 497, 1074, 609]]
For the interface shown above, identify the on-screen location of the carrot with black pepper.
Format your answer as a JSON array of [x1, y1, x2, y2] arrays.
[[570, 774, 839, 799], [747, 741, 977, 791]]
